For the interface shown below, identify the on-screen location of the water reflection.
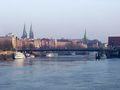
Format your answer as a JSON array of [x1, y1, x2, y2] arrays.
[[1, 56, 120, 90], [14, 58, 36, 66], [14, 59, 25, 66], [28, 59, 34, 65]]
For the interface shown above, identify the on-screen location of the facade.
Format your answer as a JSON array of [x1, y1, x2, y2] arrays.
[[16, 39, 23, 49], [34, 39, 41, 48], [17, 39, 37, 49], [87, 40, 99, 48], [22, 39, 34, 49], [40, 38, 49, 48], [0, 34, 17, 50], [0, 36, 101, 50], [108, 37, 120, 47], [16, 38, 101, 49], [80, 42, 88, 48], [56, 39, 72, 48], [48, 39, 55, 48]]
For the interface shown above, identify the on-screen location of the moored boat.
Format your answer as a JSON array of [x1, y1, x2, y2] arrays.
[[25, 53, 35, 58], [14, 52, 25, 59]]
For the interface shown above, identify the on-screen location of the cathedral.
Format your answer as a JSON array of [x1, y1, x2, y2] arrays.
[[21, 24, 34, 39]]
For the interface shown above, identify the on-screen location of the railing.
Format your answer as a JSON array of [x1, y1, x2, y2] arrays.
[[17, 48, 107, 52]]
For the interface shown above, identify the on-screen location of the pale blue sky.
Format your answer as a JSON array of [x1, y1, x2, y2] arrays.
[[0, 0, 120, 42]]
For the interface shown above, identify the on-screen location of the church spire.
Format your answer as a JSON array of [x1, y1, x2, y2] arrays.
[[21, 24, 27, 39], [83, 28, 87, 42], [29, 24, 34, 39]]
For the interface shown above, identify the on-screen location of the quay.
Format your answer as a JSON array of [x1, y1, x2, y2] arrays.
[[0, 51, 15, 60]]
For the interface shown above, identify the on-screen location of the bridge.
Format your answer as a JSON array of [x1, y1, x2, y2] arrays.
[[17, 48, 110, 52], [17, 48, 120, 59]]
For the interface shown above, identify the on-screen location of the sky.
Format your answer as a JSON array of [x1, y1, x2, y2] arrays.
[[0, 0, 120, 42]]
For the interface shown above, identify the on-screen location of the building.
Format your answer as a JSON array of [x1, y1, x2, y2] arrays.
[[56, 39, 72, 49], [108, 37, 120, 48], [70, 39, 88, 48], [16, 38, 35, 49], [16, 38, 23, 49], [0, 34, 17, 50], [87, 40, 99, 48], [34, 39, 41, 48], [40, 38, 50, 48], [48, 39, 55, 48]]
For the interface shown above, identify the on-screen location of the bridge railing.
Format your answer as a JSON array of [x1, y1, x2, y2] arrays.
[[17, 47, 103, 52]]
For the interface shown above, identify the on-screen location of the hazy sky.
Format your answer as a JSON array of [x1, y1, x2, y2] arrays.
[[0, 0, 120, 42]]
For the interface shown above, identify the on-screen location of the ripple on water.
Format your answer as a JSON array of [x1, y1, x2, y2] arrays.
[[0, 56, 120, 90]]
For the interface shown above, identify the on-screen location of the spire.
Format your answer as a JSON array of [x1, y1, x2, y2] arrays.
[[21, 24, 27, 39], [83, 28, 87, 42], [29, 24, 34, 39]]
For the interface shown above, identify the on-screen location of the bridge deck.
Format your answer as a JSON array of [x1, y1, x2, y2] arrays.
[[17, 48, 110, 52]]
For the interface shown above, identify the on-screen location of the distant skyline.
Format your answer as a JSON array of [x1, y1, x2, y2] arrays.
[[0, 0, 120, 42]]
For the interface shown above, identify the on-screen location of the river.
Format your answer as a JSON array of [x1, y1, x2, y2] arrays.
[[0, 55, 120, 90]]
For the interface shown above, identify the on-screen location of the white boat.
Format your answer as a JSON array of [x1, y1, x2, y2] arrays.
[[14, 52, 25, 59], [25, 53, 35, 58], [27, 55, 35, 58], [30, 55, 35, 58], [46, 53, 58, 58]]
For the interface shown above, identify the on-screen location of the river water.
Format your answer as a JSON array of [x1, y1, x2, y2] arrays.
[[0, 55, 120, 90]]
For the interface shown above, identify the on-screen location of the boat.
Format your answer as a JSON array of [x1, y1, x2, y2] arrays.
[[46, 53, 58, 57], [29, 55, 35, 58], [25, 53, 35, 58], [27, 55, 35, 58], [14, 52, 25, 59]]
